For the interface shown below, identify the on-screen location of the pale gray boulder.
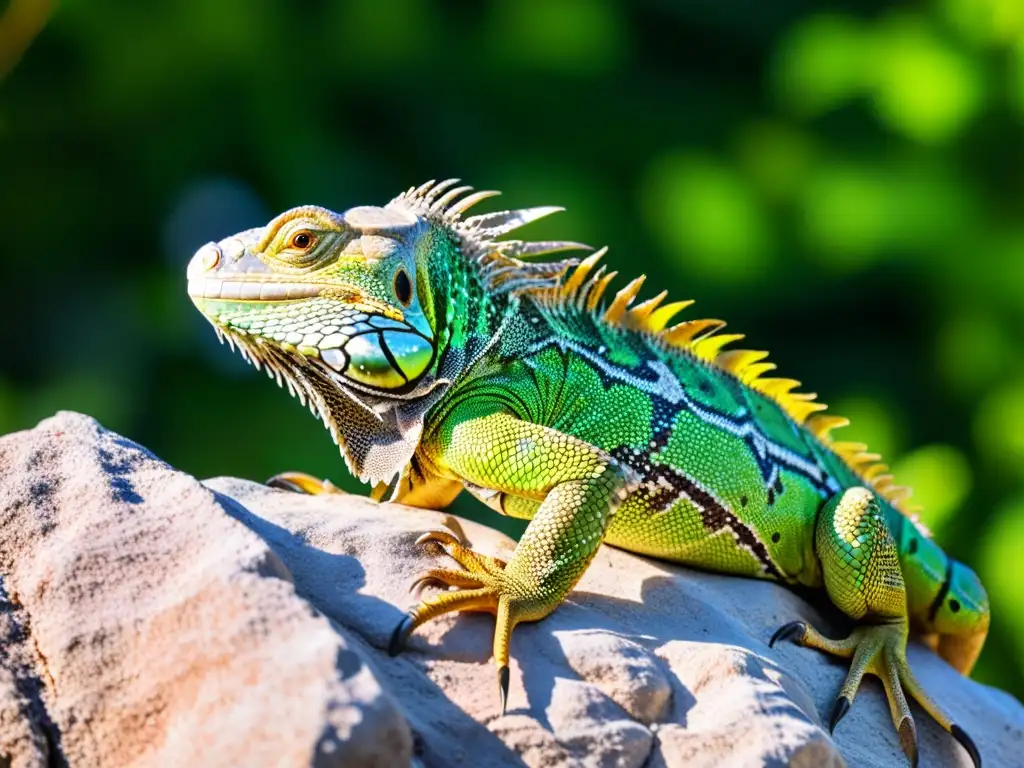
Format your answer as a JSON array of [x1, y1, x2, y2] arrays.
[[0, 412, 410, 768], [1, 412, 1021, 767]]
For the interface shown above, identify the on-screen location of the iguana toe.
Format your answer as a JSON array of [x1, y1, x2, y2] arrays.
[[414, 530, 508, 575], [410, 568, 488, 596], [265, 471, 345, 495], [772, 618, 979, 767]]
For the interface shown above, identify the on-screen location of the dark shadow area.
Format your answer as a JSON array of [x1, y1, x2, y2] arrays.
[[212, 488, 379, 621], [97, 436, 148, 504]]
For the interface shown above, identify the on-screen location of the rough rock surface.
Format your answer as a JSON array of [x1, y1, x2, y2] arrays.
[[1, 413, 1022, 767], [0, 413, 410, 768]]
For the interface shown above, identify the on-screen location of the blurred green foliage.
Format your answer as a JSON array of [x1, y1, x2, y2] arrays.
[[1, 0, 1022, 698]]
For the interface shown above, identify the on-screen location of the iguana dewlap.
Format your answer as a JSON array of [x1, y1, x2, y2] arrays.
[[187, 180, 988, 767]]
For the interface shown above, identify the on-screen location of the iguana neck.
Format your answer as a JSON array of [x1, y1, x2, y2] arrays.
[[420, 226, 515, 388]]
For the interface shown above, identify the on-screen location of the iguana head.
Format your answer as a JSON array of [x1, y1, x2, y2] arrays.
[[186, 180, 585, 486], [188, 203, 438, 395]]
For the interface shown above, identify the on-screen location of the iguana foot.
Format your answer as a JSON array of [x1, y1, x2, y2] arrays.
[[266, 471, 346, 495], [770, 619, 980, 767], [389, 529, 540, 715], [388, 414, 628, 714]]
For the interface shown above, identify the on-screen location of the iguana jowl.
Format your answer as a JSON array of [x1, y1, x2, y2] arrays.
[[187, 180, 988, 766]]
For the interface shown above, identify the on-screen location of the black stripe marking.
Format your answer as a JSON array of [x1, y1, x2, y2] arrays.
[[377, 333, 409, 383], [678, 472, 783, 580], [520, 332, 838, 498], [611, 418, 782, 580], [928, 558, 955, 624]]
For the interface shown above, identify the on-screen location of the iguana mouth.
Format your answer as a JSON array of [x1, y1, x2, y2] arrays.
[[187, 278, 406, 324], [187, 278, 328, 302]]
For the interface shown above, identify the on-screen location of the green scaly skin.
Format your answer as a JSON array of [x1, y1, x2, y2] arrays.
[[187, 180, 988, 767]]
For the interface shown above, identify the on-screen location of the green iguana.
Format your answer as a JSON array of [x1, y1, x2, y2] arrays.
[[187, 179, 987, 766]]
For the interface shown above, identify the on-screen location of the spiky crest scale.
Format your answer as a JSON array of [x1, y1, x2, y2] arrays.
[[388, 179, 591, 294], [806, 414, 851, 439], [525, 245, 921, 525], [662, 319, 727, 346]]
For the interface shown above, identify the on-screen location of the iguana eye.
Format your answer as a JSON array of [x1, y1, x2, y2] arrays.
[[291, 231, 316, 250], [393, 268, 413, 307]]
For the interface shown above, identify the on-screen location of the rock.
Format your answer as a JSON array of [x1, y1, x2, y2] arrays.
[[2, 412, 1022, 767], [0, 412, 410, 768]]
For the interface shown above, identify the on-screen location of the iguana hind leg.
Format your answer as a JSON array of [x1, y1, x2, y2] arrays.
[[389, 411, 631, 713], [770, 487, 980, 768]]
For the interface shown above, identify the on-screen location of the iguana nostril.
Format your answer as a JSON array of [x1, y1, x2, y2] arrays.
[[222, 238, 246, 263], [200, 243, 221, 270], [188, 243, 221, 277]]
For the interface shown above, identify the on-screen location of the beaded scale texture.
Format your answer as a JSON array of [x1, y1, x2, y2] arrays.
[[187, 179, 989, 767]]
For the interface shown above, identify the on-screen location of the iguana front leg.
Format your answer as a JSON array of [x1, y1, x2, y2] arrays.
[[389, 410, 632, 712], [770, 487, 980, 767]]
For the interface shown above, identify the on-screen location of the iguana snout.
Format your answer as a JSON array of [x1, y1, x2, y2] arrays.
[[186, 204, 436, 393]]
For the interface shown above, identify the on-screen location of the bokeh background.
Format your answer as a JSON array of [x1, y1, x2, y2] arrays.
[[2, 0, 1022, 697]]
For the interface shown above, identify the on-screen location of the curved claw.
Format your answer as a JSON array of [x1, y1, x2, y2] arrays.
[[266, 471, 343, 495], [409, 567, 490, 598], [498, 665, 510, 716], [416, 529, 465, 549], [266, 476, 309, 494], [951, 724, 981, 768], [769, 621, 806, 648], [439, 514, 469, 544], [829, 695, 851, 734], [413, 530, 508, 579], [410, 575, 444, 597], [389, 613, 416, 656], [898, 717, 918, 768]]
